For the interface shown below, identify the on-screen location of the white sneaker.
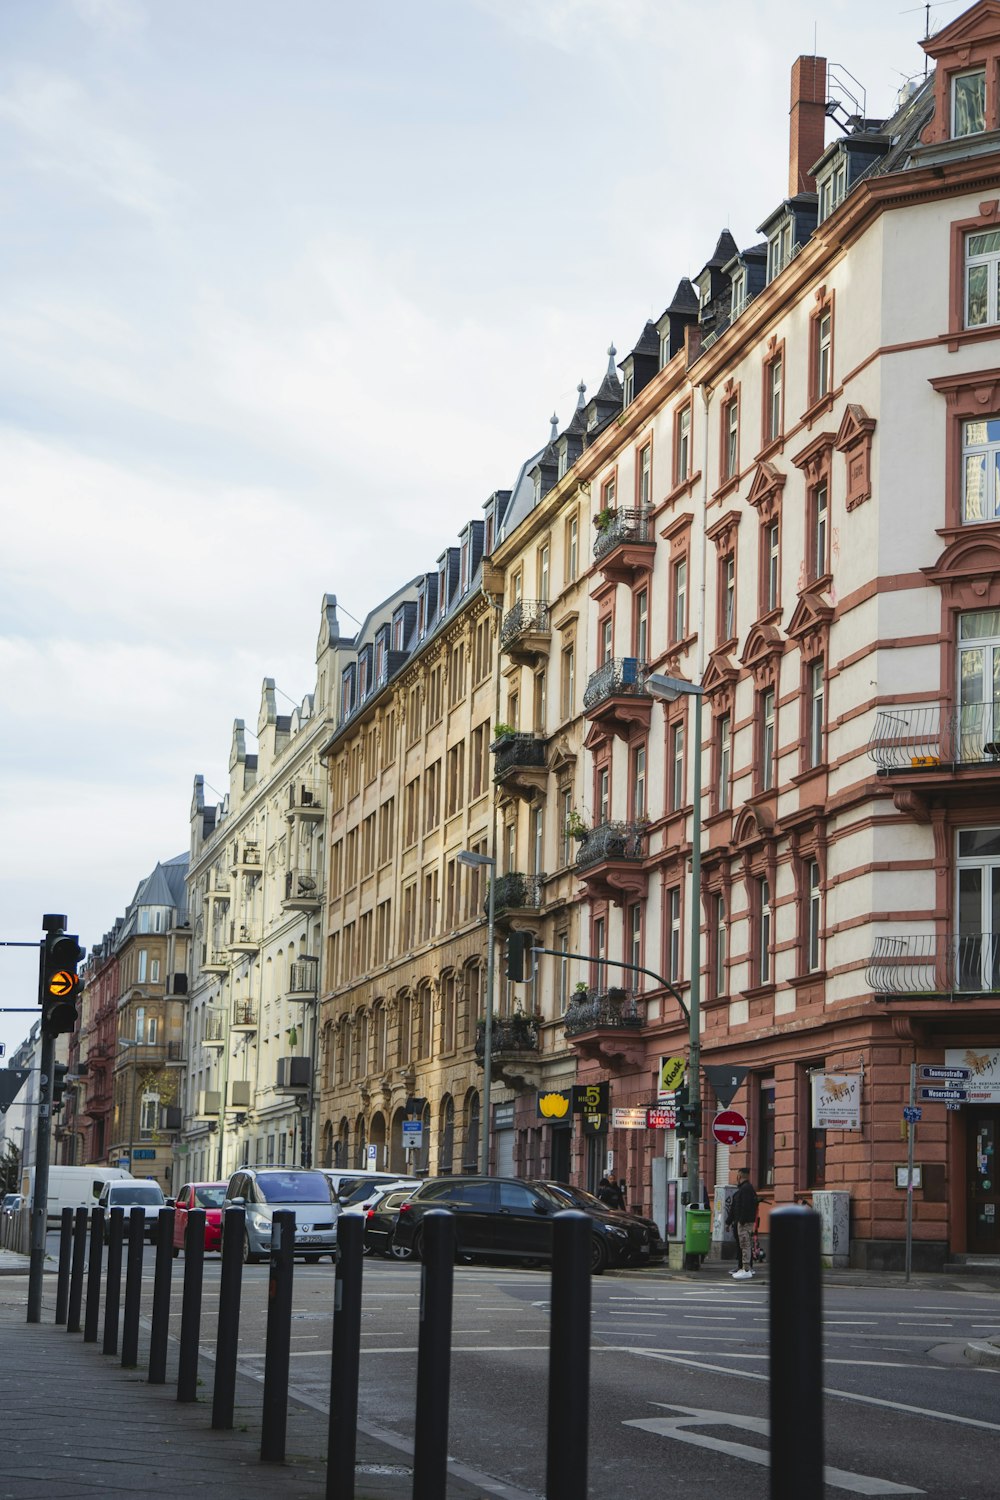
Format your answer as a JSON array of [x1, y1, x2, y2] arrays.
[[732, 1268, 753, 1279]]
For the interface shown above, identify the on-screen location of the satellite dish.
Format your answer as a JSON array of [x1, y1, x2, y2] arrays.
[[298, 876, 317, 893]]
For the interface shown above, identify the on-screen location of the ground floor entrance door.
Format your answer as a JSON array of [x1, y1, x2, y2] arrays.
[[967, 1106, 1000, 1253]]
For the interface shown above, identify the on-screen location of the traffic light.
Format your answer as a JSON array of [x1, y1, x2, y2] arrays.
[[42, 931, 84, 1037], [51, 1063, 69, 1111], [505, 931, 533, 982], [679, 1098, 702, 1139]]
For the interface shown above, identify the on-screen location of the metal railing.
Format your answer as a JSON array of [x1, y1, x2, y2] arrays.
[[284, 869, 321, 901], [229, 923, 261, 947], [474, 1016, 540, 1060], [867, 933, 1000, 995], [486, 872, 544, 917], [564, 989, 644, 1035], [592, 507, 653, 561], [868, 703, 1000, 770], [287, 959, 319, 997], [231, 1001, 258, 1028], [499, 600, 550, 652], [582, 657, 649, 711], [492, 733, 547, 779], [575, 820, 647, 871], [203, 1014, 226, 1043]]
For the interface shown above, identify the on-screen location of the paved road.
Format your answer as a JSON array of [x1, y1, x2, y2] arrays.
[[84, 1245, 1000, 1500]]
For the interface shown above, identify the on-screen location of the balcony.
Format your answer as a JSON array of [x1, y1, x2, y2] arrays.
[[206, 875, 230, 901], [283, 869, 323, 912], [486, 872, 544, 927], [231, 842, 262, 873], [231, 1000, 258, 1032], [592, 508, 655, 586], [492, 732, 548, 803], [228, 922, 261, 952], [201, 948, 230, 974], [202, 1013, 226, 1048], [868, 704, 1000, 811], [475, 1015, 542, 1091], [286, 781, 324, 819], [498, 600, 551, 665], [287, 957, 320, 1000], [575, 820, 648, 906], [867, 933, 1000, 997], [582, 658, 652, 744], [563, 988, 645, 1069], [165, 1041, 185, 1065]]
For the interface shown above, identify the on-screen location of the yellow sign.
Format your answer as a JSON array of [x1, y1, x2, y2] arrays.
[[659, 1056, 685, 1095], [48, 971, 78, 997], [538, 1091, 571, 1119]]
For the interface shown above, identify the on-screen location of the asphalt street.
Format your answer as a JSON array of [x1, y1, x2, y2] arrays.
[[67, 1234, 1000, 1500]]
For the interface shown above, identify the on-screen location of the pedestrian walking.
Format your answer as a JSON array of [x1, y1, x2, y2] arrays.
[[596, 1174, 627, 1211], [727, 1167, 759, 1279]]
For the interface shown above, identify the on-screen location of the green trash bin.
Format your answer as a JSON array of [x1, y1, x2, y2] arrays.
[[684, 1207, 712, 1256]]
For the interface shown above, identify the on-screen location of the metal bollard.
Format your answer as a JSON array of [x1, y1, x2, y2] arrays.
[[121, 1208, 145, 1367], [326, 1216, 364, 1500], [546, 1211, 591, 1500], [103, 1207, 125, 1355], [148, 1206, 175, 1384], [83, 1206, 105, 1342], [261, 1209, 296, 1463], [66, 1207, 89, 1334], [412, 1210, 456, 1500], [55, 1207, 74, 1324], [177, 1207, 206, 1403], [769, 1204, 824, 1500], [212, 1206, 245, 1430]]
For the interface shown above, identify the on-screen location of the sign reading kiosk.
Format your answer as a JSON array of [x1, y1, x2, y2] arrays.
[[811, 1071, 862, 1130]]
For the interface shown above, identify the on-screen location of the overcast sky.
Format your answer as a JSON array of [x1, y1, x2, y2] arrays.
[[0, 0, 946, 1060]]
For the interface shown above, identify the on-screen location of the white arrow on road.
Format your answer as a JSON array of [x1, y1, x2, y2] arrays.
[[624, 1404, 923, 1496]]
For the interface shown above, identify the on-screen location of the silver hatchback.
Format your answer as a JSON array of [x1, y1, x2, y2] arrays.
[[224, 1167, 338, 1263]]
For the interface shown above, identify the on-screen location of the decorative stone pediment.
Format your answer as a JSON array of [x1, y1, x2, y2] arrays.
[[706, 508, 741, 556], [740, 621, 785, 683], [547, 735, 577, 775], [747, 461, 786, 519], [924, 528, 1000, 610], [921, 1, 1000, 144], [791, 431, 836, 485], [733, 804, 773, 846], [702, 650, 739, 698], [785, 587, 834, 653], [835, 404, 876, 511]]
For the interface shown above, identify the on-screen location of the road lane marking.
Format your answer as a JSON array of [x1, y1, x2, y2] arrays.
[[624, 1405, 923, 1496]]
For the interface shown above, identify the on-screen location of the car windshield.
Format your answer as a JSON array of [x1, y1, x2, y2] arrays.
[[341, 1181, 382, 1207], [543, 1182, 605, 1211], [193, 1186, 226, 1208], [110, 1185, 164, 1206], [256, 1172, 332, 1204]]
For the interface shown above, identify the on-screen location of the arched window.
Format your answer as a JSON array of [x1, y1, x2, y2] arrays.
[[373, 1001, 387, 1074], [464, 1090, 481, 1172], [463, 964, 482, 1045], [417, 982, 433, 1058], [337, 1018, 350, 1085], [398, 991, 413, 1063], [441, 972, 456, 1054], [355, 1114, 367, 1169], [354, 1010, 369, 1078], [322, 1119, 333, 1168], [439, 1095, 455, 1175]]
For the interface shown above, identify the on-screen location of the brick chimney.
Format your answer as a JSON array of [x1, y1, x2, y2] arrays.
[[789, 55, 827, 196]]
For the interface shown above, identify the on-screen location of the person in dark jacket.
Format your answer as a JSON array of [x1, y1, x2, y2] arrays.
[[596, 1174, 627, 1211], [727, 1167, 759, 1279]]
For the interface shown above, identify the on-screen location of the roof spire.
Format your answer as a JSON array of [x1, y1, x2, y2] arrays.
[[549, 412, 559, 442], [576, 379, 586, 409], [606, 342, 617, 375]]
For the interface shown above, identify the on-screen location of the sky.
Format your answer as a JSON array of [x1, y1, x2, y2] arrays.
[[0, 0, 952, 1059]]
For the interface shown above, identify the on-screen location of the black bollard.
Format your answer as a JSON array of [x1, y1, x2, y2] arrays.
[[148, 1206, 175, 1384], [83, 1206, 105, 1342], [412, 1210, 456, 1500], [212, 1206, 245, 1430], [103, 1207, 125, 1355], [121, 1208, 145, 1367], [546, 1211, 591, 1500], [261, 1209, 295, 1463], [326, 1215, 364, 1500], [66, 1207, 88, 1334], [769, 1205, 824, 1500], [177, 1207, 206, 1403], [55, 1207, 74, 1324]]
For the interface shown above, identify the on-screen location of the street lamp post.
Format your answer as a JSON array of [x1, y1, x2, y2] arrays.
[[648, 673, 704, 1213], [458, 849, 496, 1175]]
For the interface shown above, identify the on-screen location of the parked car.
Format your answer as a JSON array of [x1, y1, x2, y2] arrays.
[[361, 1186, 420, 1259], [1, 1193, 22, 1217], [322, 1168, 417, 1208], [538, 1180, 666, 1264], [223, 1167, 338, 1264], [339, 1176, 420, 1219], [97, 1179, 167, 1241], [391, 1175, 639, 1273], [170, 1182, 228, 1256]]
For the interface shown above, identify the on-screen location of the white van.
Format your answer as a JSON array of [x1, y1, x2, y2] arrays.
[[21, 1164, 134, 1225]]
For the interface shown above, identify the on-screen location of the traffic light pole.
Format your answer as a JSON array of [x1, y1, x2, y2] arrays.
[[27, 915, 65, 1323]]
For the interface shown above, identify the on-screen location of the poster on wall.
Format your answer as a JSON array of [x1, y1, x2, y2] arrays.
[[946, 1047, 1000, 1101], [811, 1071, 862, 1130]]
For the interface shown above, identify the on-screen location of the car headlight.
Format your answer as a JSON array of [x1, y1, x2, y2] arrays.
[[606, 1225, 629, 1239], [250, 1213, 271, 1233]]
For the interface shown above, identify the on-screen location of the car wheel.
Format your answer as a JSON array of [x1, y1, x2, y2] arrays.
[[590, 1237, 608, 1275], [389, 1238, 412, 1261], [242, 1231, 261, 1265], [412, 1227, 425, 1262]]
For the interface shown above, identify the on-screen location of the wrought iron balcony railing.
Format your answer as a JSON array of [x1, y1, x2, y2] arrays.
[[593, 508, 653, 561], [474, 1015, 540, 1062], [232, 1000, 258, 1028], [564, 989, 644, 1035], [499, 600, 550, 652], [867, 933, 1000, 995], [486, 872, 544, 917], [492, 733, 547, 779], [575, 820, 647, 871], [203, 1014, 226, 1043], [868, 703, 1000, 770], [583, 657, 648, 712]]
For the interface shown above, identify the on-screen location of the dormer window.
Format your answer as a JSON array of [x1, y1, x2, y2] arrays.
[[558, 445, 568, 480], [818, 157, 847, 223], [460, 539, 469, 594], [953, 69, 986, 137], [767, 221, 794, 282], [417, 593, 426, 638], [438, 567, 447, 619], [731, 269, 747, 321], [623, 370, 634, 406], [659, 332, 671, 369], [392, 612, 404, 650]]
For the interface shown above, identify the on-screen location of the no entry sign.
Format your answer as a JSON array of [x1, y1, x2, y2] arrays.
[[712, 1109, 748, 1146]]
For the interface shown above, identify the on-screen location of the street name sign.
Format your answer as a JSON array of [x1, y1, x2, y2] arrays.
[[917, 1086, 966, 1102], [918, 1066, 971, 1082]]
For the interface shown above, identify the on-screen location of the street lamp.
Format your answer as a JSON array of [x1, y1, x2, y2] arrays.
[[648, 673, 705, 1213], [458, 849, 496, 1175]]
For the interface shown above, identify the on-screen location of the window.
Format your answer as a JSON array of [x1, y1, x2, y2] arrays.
[[723, 395, 739, 481], [378, 798, 395, 864], [537, 542, 550, 602], [627, 902, 643, 986], [596, 764, 610, 824], [557, 930, 570, 1010], [441, 974, 456, 1054], [637, 442, 652, 507], [139, 1092, 159, 1140], [591, 915, 607, 988], [601, 473, 616, 513], [965, 231, 1000, 328], [675, 404, 691, 486], [711, 893, 728, 999], [560, 787, 573, 867], [953, 69, 986, 137], [470, 721, 490, 800], [962, 418, 1000, 522], [448, 642, 466, 707], [756, 877, 772, 986], [424, 760, 441, 831], [600, 616, 613, 665], [634, 588, 648, 662], [814, 310, 832, 402], [427, 665, 443, 725], [807, 859, 822, 972], [530, 806, 544, 875], [719, 553, 736, 642], [666, 887, 681, 983], [758, 1077, 776, 1189], [473, 616, 492, 684], [403, 778, 419, 845], [533, 669, 547, 733], [631, 743, 647, 820], [767, 220, 793, 282], [566, 513, 579, 581], [446, 742, 465, 817], [422, 869, 438, 941], [730, 267, 747, 320], [561, 645, 575, 720], [763, 518, 780, 614], [717, 713, 731, 812], [808, 659, 825, 768], [759, 686, 776, 792], [149, 959, 160, 985], [670, 720, 685, 812], [956, 827, 1000, 990], [146, 1015, 159, 1046], [958, 610, 1000, 761], [671, 557, 688, 644], [765, 354, 783, 444], [818, 157, 847, 223], [137, 950, 147, 984], [809, 481, 829, 580]]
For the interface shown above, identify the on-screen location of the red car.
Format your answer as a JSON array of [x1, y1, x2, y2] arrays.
[[171, 1182, 228, 1255]]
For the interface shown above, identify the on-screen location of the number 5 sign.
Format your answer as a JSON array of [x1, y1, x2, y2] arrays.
[[572, 1081, 609, 1114]]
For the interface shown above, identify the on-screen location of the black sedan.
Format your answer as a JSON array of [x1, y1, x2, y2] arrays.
[[363, 1186, 416, 1259], [538, 1180, 666, 1264], [392, 1175, 642, 1273]]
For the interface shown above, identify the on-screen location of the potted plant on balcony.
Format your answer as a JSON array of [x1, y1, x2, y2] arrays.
[[594, 507, 616, 534], [490, 722, 516, 750], [565, 809, 589, 841]]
